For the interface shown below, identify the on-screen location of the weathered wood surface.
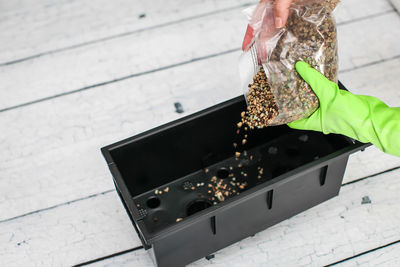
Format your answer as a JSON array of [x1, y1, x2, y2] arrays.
[[0, 0, 252, 65], [1, 0, 399, 265]]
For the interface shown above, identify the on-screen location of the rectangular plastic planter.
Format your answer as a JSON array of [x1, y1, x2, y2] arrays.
[[101, 83, 368, 267]]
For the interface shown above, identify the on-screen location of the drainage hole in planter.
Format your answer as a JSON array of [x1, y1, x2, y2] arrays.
[[186, 199, 212, 216], [286, 147, 300, 158], [146, 196, 161, 209], [217, 167, 229, 179]]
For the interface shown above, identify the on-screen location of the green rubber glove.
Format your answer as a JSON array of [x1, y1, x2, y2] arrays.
[[288, 61, 400, 157]]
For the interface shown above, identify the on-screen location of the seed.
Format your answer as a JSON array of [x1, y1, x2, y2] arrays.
[[250, 155, 254, 160], [233, 143, 237, 148], [176, 218, 183, 222], [241, 111, 246, 118], [237, 122, 243, 128], [235, 152, 241, 157], [191, 187, 195, 190], [164, 187, 169, 193], [155, 189, 159, 195], [242, 139, 247, 145], [205, 169, 209, 173]]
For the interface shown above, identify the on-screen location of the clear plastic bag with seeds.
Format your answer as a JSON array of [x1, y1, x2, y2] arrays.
[[239, 0, 340, 128]]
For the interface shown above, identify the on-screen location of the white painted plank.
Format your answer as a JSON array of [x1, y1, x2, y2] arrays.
[[0, 3, 397, 111], [0, 191, 142, 267], [338, 12, 400, 72], [0, 0, 252, 64], [1, 53, 400, 223], [338, 243, 400, 267], [77, 169, 400, 267], [0, 0, 390, 65]]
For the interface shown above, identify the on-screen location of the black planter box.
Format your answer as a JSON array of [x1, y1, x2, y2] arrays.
[[101, 84, 368, 267]]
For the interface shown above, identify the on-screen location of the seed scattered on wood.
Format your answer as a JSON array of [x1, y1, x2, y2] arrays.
[[163, 187, 169, 193]]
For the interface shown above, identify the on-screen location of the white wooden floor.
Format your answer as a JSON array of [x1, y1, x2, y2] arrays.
[[1, 0, 400, 266]]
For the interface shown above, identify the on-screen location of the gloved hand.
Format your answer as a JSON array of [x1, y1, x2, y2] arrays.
[[288, 61, 400, 157]]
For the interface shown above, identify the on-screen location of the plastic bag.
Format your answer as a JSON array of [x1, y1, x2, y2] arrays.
[[239, 0, 340, 128]]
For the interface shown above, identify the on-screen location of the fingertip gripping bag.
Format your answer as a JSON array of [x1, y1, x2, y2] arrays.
[[239, 0, 340, 128]]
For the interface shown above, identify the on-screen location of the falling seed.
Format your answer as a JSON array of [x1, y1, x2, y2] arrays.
[[241, 111, 246, 118], [159, 191, 163, 195], [238, 163, 243, 168], [164, 187, 169, 193], [250, 155, 254, 160], [229, 166, 233, 170], [237, 122, 243, 128], [208, 184, 212, 188], [205, 168, 209, 173], [258, 175, 262, 179], [191, 187, 195, 190], [233, 143, 237, 148], [245, 134, 248, 138], [213, 202, 217, 205], [236, 129, 240, 134], [176, 218, 183, 222], [244, 127, 248, 131], [242, 139, 247, 145], [208, 190, 212, 194], [232, 177, 236, 181], [235, 152, 241, 157], [244, 173, 248, 177]]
